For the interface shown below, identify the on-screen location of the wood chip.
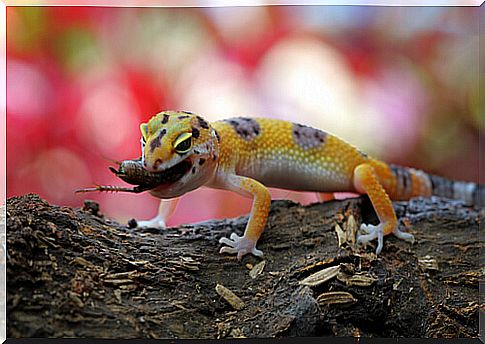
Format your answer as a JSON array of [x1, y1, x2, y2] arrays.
[[344, 215, 358, 247], [316, 291, 357, 306], [336, 271, 377, 287], [335, 214, 358, 249], [103, 271, 140, 280], [103, 279, 134, 286], [229, 328, 246, 338], [68, 291, 85, 308], [418, 255, 439, 271], [215, 284, 245, 310], [299, 265, 340, 287], [334, 223, 346, 247], [249, 261, 266, 279], [114, 290, 122, 303], [70, 257, 96, 269]]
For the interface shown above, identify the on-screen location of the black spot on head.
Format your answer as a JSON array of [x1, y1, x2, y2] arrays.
[[193, 150, 200, 154], [182, 110, 193, 114], [192, 127, 200, 139], [197, 116, 210, 129], [150, 128, 167, 152], [177, 115, 190, 120], [192, 166, 196, 174], [161, 114, 169, 124], [199, 158, 206, 165]]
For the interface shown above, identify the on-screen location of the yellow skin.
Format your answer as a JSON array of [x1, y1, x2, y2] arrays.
[[137, 111, 480, 259]]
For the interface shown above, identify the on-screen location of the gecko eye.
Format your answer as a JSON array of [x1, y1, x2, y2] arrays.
[[174, 132, 192, 154]]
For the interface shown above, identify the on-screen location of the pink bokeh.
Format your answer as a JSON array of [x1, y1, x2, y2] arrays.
[[6, 6, 481, 225]]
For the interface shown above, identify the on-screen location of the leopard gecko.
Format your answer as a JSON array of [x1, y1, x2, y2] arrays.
[[80, 110, 483, 260]]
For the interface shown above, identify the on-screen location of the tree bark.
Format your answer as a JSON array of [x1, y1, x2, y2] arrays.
[[6, 193, 481, 338]]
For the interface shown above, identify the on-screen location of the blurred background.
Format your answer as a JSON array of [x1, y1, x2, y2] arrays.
[[6, 6, 482, 226]]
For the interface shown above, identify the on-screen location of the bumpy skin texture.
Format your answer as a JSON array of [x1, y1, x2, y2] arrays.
[[135, 111, 482, 259]]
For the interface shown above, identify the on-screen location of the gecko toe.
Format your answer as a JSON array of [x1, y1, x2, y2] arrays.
[[393, 228, 415, 243], [219, 237, 235, 246], [219, 246, 238, 255]]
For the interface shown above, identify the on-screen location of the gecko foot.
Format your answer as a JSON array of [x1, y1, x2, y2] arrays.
[[136, 215, 166, 229], [357, 223, 415, 254], [219, 233, 263, 260], [356, 223, 384, 255]]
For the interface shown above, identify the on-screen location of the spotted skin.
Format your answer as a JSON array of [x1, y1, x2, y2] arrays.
[[131, 111, 483, 259], [223, 118, 261, 141], [292, 123, 327, 149]]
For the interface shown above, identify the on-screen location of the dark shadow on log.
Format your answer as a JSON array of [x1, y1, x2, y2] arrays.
[[6, 193, 482, 338]]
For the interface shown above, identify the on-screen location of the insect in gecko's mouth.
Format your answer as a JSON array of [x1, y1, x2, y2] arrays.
[[75, 158, 193, 195], [113, 158, 193, 188]]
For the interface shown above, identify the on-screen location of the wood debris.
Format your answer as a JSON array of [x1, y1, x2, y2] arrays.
[[316, 291, 357, 306], [215, 284, 245, 311], [299, 265, 340, 287]]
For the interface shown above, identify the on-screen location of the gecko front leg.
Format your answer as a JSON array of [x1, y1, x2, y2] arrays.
[[137, 198, 179, 229], [217, 174, 271, 260]]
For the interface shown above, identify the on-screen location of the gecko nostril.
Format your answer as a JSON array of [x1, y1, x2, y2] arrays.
[[153, 159, 162, 170]]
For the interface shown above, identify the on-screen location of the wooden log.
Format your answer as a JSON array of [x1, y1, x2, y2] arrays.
[[6, 193, 481, 338]]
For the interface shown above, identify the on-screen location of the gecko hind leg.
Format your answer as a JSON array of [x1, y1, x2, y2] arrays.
[[353, 163, 414, 254]]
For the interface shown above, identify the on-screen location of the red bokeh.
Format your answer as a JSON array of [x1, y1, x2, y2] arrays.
[[6, 6, 481, 225]]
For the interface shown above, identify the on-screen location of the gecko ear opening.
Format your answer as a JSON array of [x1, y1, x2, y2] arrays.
[[140, 123, 148, 141]]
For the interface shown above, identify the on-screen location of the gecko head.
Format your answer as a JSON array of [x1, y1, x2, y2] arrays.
[[140, 111, 220, 195]]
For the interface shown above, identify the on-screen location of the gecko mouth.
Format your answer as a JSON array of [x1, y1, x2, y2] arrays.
[[151, 159, 193, 185], [112, 158, 193, 188]]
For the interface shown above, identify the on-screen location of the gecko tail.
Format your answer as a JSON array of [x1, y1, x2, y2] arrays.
[[386, 163, 483, 207], [428, 174, 484, 207]]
